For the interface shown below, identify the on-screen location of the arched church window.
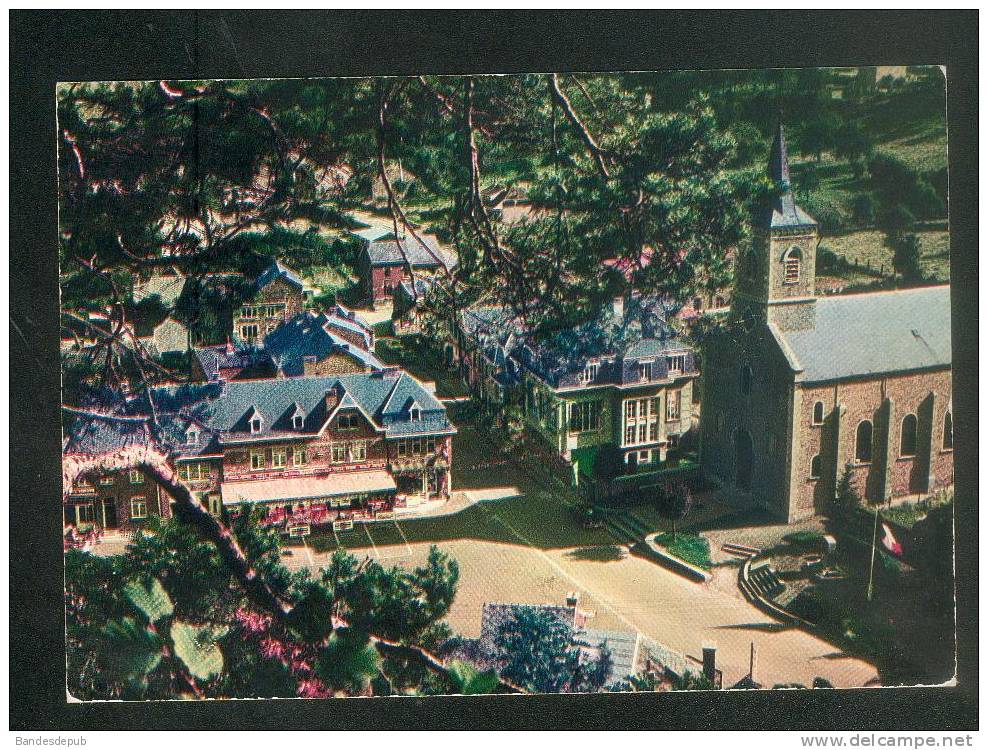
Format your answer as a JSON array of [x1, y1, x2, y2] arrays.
[[812, 401, 825, 425], [810, 454, 822, 479], [943, 411, 953, 450], [900, 414, 918, 457], [783, 246, 801, 285], [855, 420, 873, 464]]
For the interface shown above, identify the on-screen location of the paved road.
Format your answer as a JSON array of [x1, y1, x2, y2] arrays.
[[285, 527, 878, 689]]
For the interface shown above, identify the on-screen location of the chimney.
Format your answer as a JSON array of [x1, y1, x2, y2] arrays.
[[565, 591, 580, 608], [324, 386, 340, 413], [702, 644, 717, 683]]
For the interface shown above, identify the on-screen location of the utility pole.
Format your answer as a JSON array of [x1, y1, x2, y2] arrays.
[[866, 507, 880, 602]]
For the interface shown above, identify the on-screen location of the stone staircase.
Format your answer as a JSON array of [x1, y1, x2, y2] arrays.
[[604, 511, 652, 546], [747, 563, 785, 600]]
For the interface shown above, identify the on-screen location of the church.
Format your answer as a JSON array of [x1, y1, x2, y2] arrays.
[[700, 124, 953, 523]]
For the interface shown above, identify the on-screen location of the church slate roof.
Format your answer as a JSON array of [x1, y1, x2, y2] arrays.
[[770, 285, 952, 383], [769, 191, 818, 230]]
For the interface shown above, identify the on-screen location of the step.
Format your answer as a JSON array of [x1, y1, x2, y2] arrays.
[[604, 517, 640, 545], [722, 542, 761, 557]]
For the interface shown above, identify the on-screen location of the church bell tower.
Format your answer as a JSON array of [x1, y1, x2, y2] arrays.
[[733, 121, 819, 332]]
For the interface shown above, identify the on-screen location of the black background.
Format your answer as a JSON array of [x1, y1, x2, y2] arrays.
[[9, 10, 978, 731]]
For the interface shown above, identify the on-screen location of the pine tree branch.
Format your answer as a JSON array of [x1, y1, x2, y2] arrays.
[[549, 73, 611, 179]]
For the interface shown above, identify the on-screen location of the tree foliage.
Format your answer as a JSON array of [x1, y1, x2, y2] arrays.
[[655, 481, 694, 539], [891, 233, 925, 283], [64, 513, 462, 700], [834, 465, 862, 519], [493, 606, 611, 694]]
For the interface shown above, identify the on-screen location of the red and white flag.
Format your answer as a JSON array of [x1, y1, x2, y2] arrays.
[[880, 522, 903, 556]]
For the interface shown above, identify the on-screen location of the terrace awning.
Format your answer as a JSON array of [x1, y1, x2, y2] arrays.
[[221, 471, 396, 506]]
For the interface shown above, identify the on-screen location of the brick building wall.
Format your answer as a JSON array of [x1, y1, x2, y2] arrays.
[[233, 278, 305, 343], [790, 368, 953, 519], [65, 469, 172, 532], [368, 265, 411, 306], [700, 326, 798, 520]]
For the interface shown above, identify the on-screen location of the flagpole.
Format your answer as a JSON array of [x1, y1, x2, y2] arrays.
[[866, 506, 879, 602]]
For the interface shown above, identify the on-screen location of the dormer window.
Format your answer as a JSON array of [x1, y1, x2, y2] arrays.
[[409, 406, 421, 421], [249, 416, 262, 434], [293, 415, 305, 431], [666, 354, 686, 374], [583, 362, 599, 383], [638, 361, 653, 381], [186, 428, 200, 445]]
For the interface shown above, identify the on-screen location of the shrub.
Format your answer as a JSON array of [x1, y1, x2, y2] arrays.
[[892, 233, 924, 282], [783, 530, 826, 551], [655, 482, 693, 539], [833, 465, 861, 519]]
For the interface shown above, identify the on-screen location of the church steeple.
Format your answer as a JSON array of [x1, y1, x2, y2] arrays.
[[768, 120, 791, 190], [732, 119, 820, 332]]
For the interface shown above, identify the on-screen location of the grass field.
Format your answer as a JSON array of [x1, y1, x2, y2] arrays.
[[653, 532, 712, 570], [819, 229, 950, 283], [859, 89, 948, 173]]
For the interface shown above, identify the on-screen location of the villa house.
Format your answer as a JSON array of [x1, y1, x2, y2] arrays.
[[359, 233, 456, 308], [451, 299, 699, 481], [63, 370, 456, 533], [392, 277, 435, 335], [194, 307, 380, 383], [232, 260, 310, 345], [62, 420, 174, 532]]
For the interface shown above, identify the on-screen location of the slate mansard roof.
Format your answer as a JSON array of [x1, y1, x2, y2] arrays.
[[460, 301, 695, 390], [771, 285, 952, 383], [253, 260, 305, 293], [263, 312, 383, 376], [65, 372, 454, 459], [363, 234, 457, 269], [194, 308, 377, 380], [193, 344, 271, 380], [159, 372, 454, 449]]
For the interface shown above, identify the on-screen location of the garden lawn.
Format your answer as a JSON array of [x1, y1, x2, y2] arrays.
[[653, 532, 712, 570]]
